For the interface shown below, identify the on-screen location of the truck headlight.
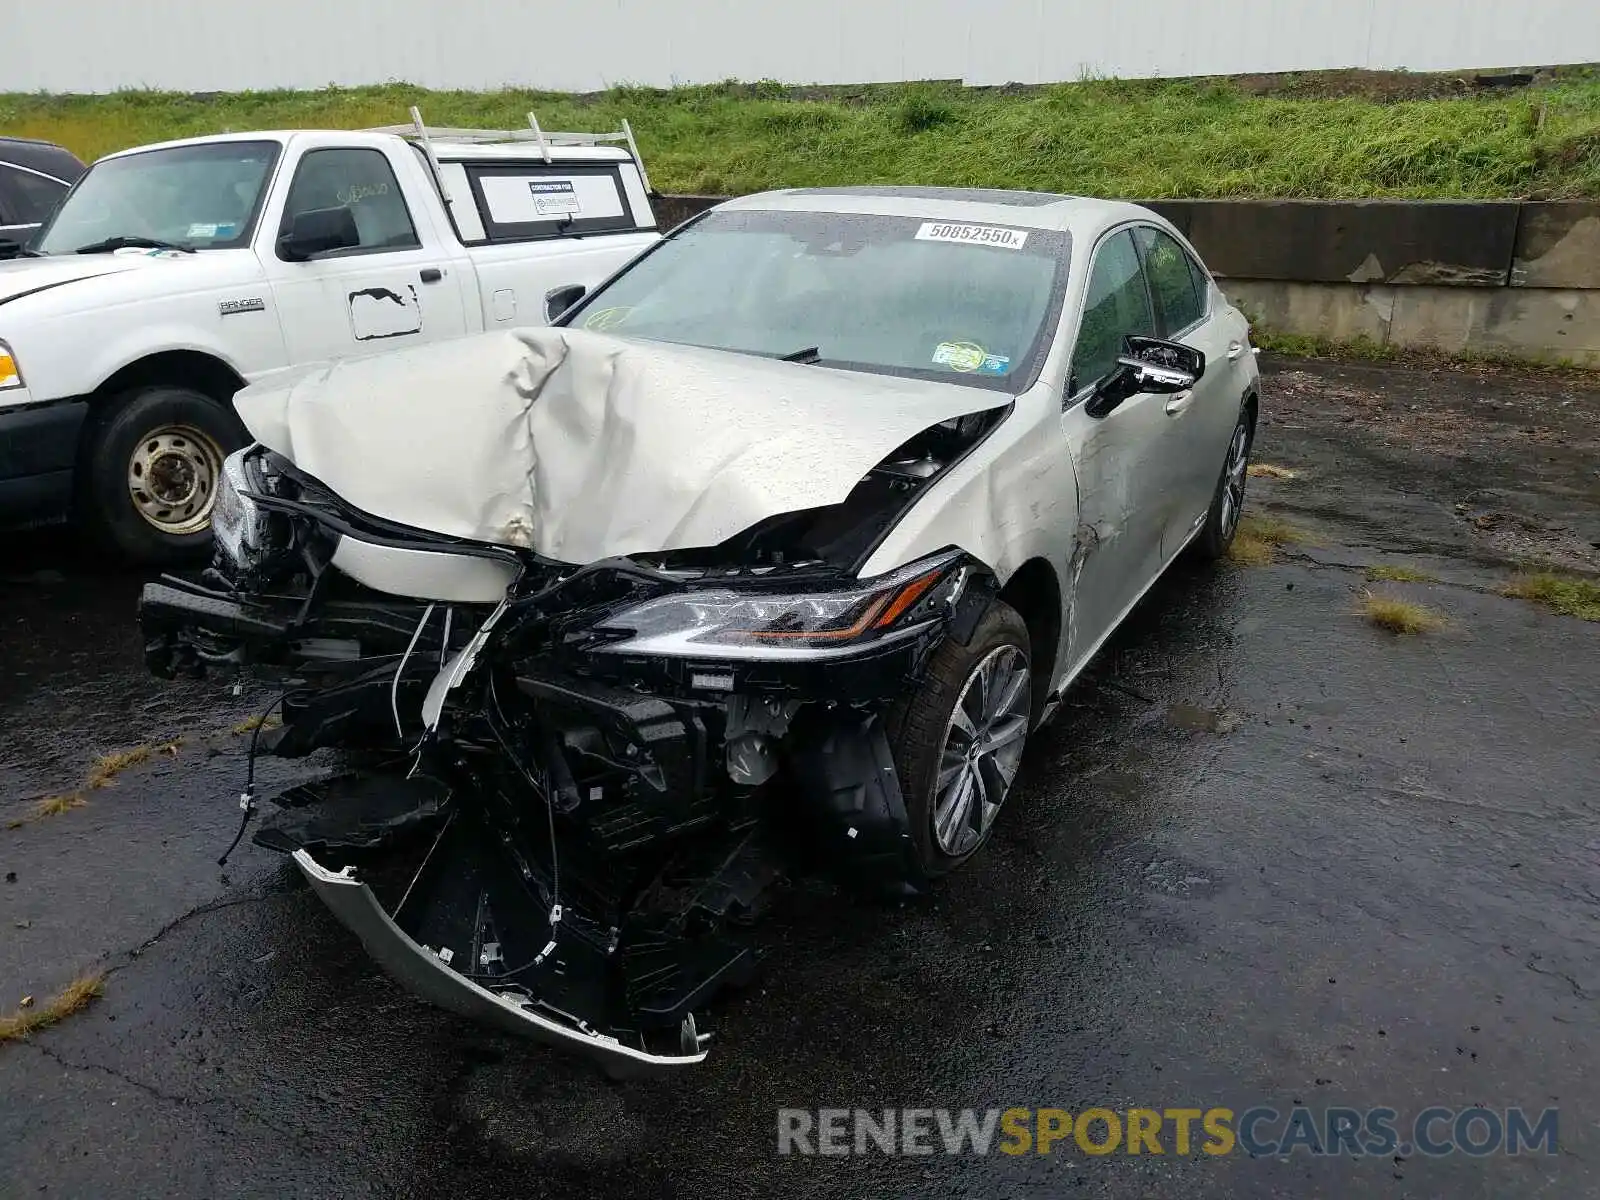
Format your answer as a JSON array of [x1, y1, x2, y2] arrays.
[[0, 341, 22, 390], [213, 448, 268, 566], [595, 551, 967, 660]]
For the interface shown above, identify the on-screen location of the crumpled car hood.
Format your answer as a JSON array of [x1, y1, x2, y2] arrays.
[[233, 327, 1008, 565]]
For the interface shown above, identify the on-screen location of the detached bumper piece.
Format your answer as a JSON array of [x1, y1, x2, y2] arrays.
[[293, 845, 710, 1078], [252, 758, 772, 1076]]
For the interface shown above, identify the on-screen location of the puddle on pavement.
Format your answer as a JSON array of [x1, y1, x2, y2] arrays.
[[1166, 704, 1245, 734]]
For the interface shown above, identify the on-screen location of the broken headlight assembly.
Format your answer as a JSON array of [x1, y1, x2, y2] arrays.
[[212, 447, 271, 567], [594, 551, 967, 659], [211, 446, 302, 573]]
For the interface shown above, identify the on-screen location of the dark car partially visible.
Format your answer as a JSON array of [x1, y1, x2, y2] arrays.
[[0, 136, 86, 253]]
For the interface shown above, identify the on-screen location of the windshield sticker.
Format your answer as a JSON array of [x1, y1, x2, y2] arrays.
[[529, 180, 582, 217], [582, 306, 632, 332], [932, 341, 988, 372], [186, 223, 219, 238], [915, 222, 1029, 250], [978, 353, 1011, 375]]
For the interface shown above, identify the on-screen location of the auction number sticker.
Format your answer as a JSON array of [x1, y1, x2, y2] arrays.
[[915, 222, 1029, 250]]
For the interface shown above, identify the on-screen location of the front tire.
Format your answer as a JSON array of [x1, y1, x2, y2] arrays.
[[81, 385, 247, 565], [1190, 406, 1255, 561], [888, 601, 1033, 877]]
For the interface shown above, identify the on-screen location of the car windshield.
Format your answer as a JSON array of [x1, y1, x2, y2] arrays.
[[563, 208, 1071, 392], [34, 141, 279, 254]]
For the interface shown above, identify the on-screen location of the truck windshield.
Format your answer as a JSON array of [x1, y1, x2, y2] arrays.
[[34, 141, 279, 255], [560, 208, 1071, 392]]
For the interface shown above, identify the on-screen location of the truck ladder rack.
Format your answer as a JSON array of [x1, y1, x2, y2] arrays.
[[363, 108, 652, 194]]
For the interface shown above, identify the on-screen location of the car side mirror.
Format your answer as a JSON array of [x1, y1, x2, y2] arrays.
[[545, 283, 587, 323], [1085, 335, 1206, 418], [277, 206, 360, 262]]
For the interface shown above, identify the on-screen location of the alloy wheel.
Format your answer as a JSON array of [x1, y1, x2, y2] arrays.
[[1219, 421, 1251, 540], [932, 644, 1032, 857]]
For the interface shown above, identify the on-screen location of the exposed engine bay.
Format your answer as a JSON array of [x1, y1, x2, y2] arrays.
[[140, 329, 1019, 1075]]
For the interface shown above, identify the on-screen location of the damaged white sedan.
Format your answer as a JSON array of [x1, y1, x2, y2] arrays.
[[140, 186, 1261, 1075]]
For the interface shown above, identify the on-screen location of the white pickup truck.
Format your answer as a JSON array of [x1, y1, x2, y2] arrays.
[[0, 112, 661, 562]]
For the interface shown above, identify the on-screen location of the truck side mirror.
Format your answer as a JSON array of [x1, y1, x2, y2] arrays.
[[545, 283, 586, 323], [278, 206, 360, 262]]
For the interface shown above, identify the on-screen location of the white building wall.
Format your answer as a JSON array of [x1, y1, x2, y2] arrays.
[[7, 0, 1598, 94]]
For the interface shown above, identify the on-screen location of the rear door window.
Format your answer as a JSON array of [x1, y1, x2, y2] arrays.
[[0, 164, 68, 224], [464, 162, 637, 242], [1134, 226, 1206, 336]]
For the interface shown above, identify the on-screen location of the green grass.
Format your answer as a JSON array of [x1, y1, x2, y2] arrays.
[[1249, 328, 1600, 374], [1359, 590, 1447, 634], [1504, 573, 1600, 620], [5, 72, 1600, 198], [1367, 564, 1440, 583], [1250, 331, 1400, 361]]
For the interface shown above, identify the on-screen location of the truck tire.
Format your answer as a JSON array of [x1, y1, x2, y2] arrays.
[[887, 601, 1033, 877], [81, 385, 248, 565]]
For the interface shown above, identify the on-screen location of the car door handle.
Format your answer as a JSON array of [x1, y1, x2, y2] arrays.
[[420, 268, 443, 284], [1227, 341, 1245, 360], [1165, 391, 1194, 416]]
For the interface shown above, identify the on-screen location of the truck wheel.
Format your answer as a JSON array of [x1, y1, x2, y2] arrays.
[[81, 385, 247, 565], [887, 601, 1033, 877]]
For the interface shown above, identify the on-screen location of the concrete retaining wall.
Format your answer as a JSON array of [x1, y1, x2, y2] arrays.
[[651, 195, 1600, 366]]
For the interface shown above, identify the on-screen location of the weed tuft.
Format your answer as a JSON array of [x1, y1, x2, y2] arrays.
[[0, 973, 105, 1043], [85, 745, 154, 790], [1360, 590, 1446, 634], [1248, 463, 1299, 480], [1367, 564, 1439, 583], [1504, 572, 1600, 621]]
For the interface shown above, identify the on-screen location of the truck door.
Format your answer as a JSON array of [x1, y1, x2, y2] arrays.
[[263, 146, 468, 362]]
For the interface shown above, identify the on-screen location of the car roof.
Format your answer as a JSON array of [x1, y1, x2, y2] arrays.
[[715, 185, 1162, 239], [0, 136, 86, 184], [97, 129, 629, 164]]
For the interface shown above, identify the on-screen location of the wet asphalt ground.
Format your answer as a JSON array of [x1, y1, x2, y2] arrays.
[[2, 354, 1598, 1199]]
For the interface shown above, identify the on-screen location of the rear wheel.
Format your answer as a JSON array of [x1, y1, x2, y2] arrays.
[[81, 385, 247, 564], [1190, 406, 1255, 561], [888, 601, 1033, 877]]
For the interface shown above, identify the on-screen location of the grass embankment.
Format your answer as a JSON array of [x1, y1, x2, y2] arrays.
[[4, 69, 1600, 198]]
